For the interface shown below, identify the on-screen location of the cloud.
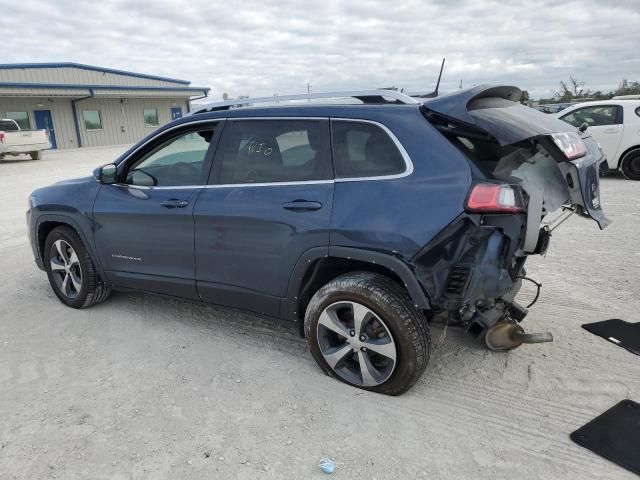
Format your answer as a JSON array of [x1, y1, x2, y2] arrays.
[[2, 0, 639, 99]]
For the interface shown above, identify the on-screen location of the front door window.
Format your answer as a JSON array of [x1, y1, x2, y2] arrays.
[[125, 129, 215, 187], [561, 105, 622, 127]]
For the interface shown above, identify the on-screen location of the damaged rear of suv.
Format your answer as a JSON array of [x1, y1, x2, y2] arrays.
[[414, 85, 609, 348]]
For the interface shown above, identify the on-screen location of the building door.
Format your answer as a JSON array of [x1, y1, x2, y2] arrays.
[[170, 107, 183, 120], [34, 110, 57, 149]]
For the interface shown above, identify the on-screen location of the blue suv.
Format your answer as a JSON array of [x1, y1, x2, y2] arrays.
[[27, 86, 608, 394]]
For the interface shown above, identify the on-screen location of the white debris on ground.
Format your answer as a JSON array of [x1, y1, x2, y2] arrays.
[[0, 148, 639, 479]]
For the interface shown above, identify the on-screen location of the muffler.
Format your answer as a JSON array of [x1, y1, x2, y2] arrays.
[[485, 321, 553, 351]]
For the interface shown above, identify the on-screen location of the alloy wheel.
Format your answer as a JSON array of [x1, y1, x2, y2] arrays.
[[49, 239, 82, 298], [316, 301, 397, 387]]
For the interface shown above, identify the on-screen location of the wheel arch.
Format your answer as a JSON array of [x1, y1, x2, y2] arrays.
[[36, 215, 103, 275], [283, 246, 431, 334]]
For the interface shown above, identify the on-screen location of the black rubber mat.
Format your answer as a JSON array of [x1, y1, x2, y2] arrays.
[[582, 319, 640, 356], [571, 400, 640, 475]]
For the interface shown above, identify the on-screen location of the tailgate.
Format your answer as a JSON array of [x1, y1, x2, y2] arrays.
[[423, 85, 610, 230], [3, 130, 50, 148]]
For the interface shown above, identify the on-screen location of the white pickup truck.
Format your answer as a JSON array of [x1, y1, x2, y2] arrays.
[[0, 119, 51, 161]]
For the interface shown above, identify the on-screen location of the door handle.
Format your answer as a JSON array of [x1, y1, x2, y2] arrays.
[[602, 128, 618, 134], [282, 200, 323, 211], [160, 199, 189, 209]]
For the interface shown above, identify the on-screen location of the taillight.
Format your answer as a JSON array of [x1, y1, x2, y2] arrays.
[[0, 132, 5, 143], [466, 183, 525, 213], [550, 132, 586, 160]]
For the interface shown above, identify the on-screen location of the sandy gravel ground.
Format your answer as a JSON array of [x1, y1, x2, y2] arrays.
[[1, 147, 639, 480]]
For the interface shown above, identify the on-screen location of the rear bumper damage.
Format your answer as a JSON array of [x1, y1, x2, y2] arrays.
[[411, 213, 540, 339]]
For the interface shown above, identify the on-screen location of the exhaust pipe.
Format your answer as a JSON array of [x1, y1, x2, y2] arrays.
[[485, 321, 553, 351]]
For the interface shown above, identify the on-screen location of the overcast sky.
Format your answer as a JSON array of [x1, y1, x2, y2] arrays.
[[3, 0, 640, 100]]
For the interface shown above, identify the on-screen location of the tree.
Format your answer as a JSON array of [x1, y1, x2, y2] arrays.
[[554, 76, 592, 102], [519, 90, 530, 105], [615, 79, 640, 96]]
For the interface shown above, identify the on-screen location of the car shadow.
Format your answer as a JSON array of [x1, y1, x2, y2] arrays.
[[96, 289, 487, 394], [0, 155, 40, 164], [601, 171, 628, 181]]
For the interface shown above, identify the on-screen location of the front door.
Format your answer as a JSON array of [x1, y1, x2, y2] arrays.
[[171, 107, 183, 120], [559, 105, 624, 168], [193, 118, 333, 316], [34, 110, 57, 149], [93, 122, 220, 299]]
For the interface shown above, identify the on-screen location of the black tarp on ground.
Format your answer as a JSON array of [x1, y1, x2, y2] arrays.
[[571, 400, 640, 476], [582, 319, 640, 356]]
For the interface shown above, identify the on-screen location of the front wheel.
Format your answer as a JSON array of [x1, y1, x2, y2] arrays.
[[620, 149, 640, 180], [44, 226, 111, 308], [30, 151, 43, 160], [304, 272, 430, 395]]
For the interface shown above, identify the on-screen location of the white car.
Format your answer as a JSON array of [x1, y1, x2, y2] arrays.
[[554, 100, 640, 180]]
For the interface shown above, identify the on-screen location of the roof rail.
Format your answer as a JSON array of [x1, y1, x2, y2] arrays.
[[190, 89, 419, 114]]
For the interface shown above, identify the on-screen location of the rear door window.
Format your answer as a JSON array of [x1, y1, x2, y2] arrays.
[[213, 119, 331, 184], [331, 121, 407, 178], [560, 105, 622, 127]]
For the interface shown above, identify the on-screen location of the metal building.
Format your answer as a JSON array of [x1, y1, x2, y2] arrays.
[[0, 63, 210, 149]]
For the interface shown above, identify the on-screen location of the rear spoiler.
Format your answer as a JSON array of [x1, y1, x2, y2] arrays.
[[422, 85, 521, 123], [422, 85, 581, 146]]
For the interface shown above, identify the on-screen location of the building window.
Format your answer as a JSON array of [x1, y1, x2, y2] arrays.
[[5, 112, 30, 130], [144, 108, 159, 127], [83, 110, 102, 130]]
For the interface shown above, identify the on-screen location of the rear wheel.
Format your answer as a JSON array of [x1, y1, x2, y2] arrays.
[[304, 272, 430, 395], [620, 149, 640, 180], [30, 151, 43, 160], [44, 226, 110, 308]]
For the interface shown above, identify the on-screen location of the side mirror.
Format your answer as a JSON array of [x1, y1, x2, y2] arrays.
[[94, 163, 118, 184], [579, 122, 588, 133]]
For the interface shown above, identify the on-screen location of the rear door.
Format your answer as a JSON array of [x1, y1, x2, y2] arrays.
[[93, 122, 220, 298], [559, 105, 624, 168], [193, 118, 333, 316]]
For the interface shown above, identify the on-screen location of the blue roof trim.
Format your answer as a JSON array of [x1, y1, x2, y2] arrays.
[[0, 62, 191, 85], [0, 82, 210, 95]]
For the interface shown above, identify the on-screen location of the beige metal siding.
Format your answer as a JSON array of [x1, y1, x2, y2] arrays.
[[75, 97, 189, 148], [0, 67, 186, 88], [0, 97, 78, 149]]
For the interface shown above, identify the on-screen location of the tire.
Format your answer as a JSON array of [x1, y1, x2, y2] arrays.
[[44, 226, 111, 308], [620, 149, 640, 180], [304, 272, 430, 395], [30, 151, 43, 160], [599, 160, 610, 178]]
